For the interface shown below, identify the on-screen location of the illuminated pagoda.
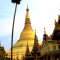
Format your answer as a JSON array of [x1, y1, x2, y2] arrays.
[[6, 6, 41, 60]]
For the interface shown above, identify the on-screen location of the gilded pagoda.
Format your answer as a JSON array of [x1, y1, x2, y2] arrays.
[[6, 6, 41, 60]]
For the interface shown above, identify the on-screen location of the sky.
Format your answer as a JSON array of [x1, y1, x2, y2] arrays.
[[0, 0, 60, 51]]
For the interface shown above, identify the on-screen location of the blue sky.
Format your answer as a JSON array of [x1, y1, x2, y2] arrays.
[[0, 0, 60, 51]]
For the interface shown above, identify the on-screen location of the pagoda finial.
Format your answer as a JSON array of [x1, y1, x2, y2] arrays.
[[26, 5, 29, 13], [35, 29, 36, 35], [54, 19, 56, 24], [25, 5, 30, 18], [43, 28, 48, 41], [44, 28, 46, 34]]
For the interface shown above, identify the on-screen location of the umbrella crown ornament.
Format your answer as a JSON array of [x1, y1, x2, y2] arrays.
[[12, 0, 21, 4]]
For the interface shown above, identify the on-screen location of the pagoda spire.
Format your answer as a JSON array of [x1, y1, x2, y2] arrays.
[[52, 15, 60, 40], [31, 30, 40, 56], [23, 5, 32, 30], [26, 5, 29, 13], [54, 19, 56, 25], [25, 5, 31, 24], [25, 5, 30, 19], [44, 28, 46, 34], [34, 30, 39, 47], [43, 28, 48, 41], [25, 41, 30, 56]]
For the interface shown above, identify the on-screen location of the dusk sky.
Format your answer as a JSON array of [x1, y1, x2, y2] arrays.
[[0, 0, 60, 51]]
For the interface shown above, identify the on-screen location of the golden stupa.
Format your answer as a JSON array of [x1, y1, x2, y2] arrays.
[[6, 6, 41, 60]]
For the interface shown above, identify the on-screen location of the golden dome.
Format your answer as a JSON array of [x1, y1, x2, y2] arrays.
[[6, 6, 41, 60]]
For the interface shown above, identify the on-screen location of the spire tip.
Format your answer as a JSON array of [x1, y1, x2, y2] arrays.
[[26, 5, 29, 12], [44, 28, 46, 34]]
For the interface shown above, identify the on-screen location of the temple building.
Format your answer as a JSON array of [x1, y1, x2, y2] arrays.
[[37, 15, 60, 60], [6, 6, 41, 60]]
